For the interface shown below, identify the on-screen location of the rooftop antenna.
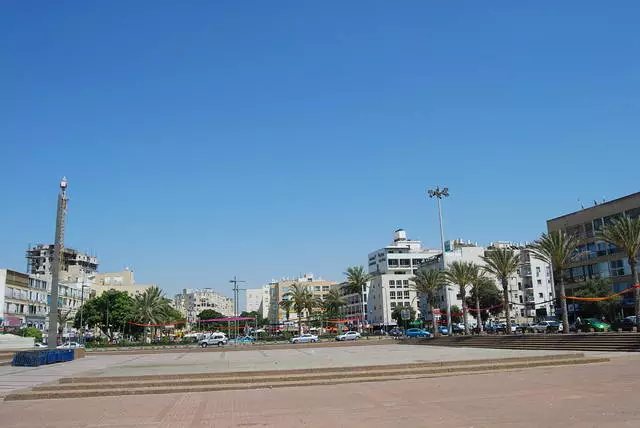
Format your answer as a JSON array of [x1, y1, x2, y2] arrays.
[[578, 198, 585, 210]]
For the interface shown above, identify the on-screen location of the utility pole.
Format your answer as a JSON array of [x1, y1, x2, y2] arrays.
[[229, 276, 246, 338], [47, 177, 69, 349], [428, 185, 451, 335]]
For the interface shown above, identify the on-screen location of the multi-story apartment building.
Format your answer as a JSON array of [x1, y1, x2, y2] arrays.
[[245, 284, 270, 318], [268, 274, 337, 325], [1, 269, 51, 331], [26, 244, 98, 282], [418, 240, 554, 325], [177, 288, 234, 322], [547, 192, 640, 315], [92, 269, 153, 297], [367, 230, 441, 326]]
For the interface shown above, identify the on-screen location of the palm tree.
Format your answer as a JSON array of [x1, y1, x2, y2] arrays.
[[469, 272, 496, 334], [284, 284, 315, 335], [344, 266, 371, 332], [598, 215, 640, 327], [481, 248, 520, 335], [278, 298, 292, 322], [133, 286, 172, 341], [57, 309, 72, 336], [323, 288, 346, 319], [530, 231, 580, 334], [411, 269, 447, 336], [444, 261, 476, 334]]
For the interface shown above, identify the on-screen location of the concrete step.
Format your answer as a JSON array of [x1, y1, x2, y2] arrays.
[[5, 356, 609, 401]]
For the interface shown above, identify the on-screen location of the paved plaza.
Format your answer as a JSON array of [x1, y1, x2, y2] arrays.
[[0, 344, 637, 427]]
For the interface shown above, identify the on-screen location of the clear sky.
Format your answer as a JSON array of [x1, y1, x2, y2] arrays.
[[1, 1, 639, 302]]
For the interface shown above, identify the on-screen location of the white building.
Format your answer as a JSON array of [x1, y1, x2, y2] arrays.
[[245, 284, 270, 319], [419, 240, 555, 325], [367, 229, 441, 326], [177, 288, 234, 322]]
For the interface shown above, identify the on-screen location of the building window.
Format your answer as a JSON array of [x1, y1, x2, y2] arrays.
[[322, 286, 329, 291], [390, 302, 397, 309], [404, 291, 410, 298], [538, 292, 543, 298], [389, 280, 395, 286], [537, 279, 542, 285], [400, 259, 410, 266], [402, 280, 409, 286], [390, 291, 396, 299], [388, 259, 399, 267], [314, 286, 321, 291]]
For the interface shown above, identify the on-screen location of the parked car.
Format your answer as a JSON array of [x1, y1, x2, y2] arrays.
[[530, 321, 562, 333], [56, 342, 84, 349], [199, 333, 228, 348], [389, 328, 404, 337], [336, 331, 361, 341], [612, 316, 639, 331], [577, 318, 611, 332], [437, 326, 449, 335], [229, 336, 255, 343], [34, 342, 48, 348], [405, 328, 432, 338], [290, 334, 318, 344]]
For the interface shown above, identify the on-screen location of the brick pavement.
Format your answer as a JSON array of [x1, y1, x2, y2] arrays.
[[0, 356, 637, 427]]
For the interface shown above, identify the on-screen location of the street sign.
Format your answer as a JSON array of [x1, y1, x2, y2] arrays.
[[401, 309, 410, 321]]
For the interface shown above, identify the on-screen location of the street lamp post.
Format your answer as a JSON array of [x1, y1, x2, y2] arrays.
[[428, 185, 451, 335], [47, 177, 68, 349]]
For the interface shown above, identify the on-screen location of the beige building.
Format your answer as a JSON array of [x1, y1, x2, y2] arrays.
[[547, 192, 640, 316], [176, 288, 234, 322], [268, 273, 337, 325], [91, 269, 154, 297]]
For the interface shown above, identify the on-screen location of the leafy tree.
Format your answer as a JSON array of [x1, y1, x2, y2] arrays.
[[445, 261, 477, 334], [598, 215, 640, 327], [465, 277, 502, 327], [530, 231, 581, 333], [449, 305, 463, 323], [57, 309, 73, 335], [240, 311, 267, 326], [20, 327, 43, 342], [392, 304, 416, 327], [322, 288, 346, 319], [411, 269, 447, 336], [198, 309, 224, 320], [73, 290, 135, 340], [283, 284, 315, 334], [481, 248, 520, 335], [344, 266, 371, 330], [573, 279, 620, 320]]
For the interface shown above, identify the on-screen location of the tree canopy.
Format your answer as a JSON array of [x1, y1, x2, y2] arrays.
[[73, 289, 135, 339]]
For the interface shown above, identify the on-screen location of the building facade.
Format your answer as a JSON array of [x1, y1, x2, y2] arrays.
[[91, 269, 153, 297], [367, 230, 441, 326], [26, 244, 98, 282], [547, 192, 640, 315], [245, 284, 270, 318], [267, 274, 337, 325], [177, 288, 234, 322]]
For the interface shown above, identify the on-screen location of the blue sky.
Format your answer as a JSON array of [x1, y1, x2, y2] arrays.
[[1, 1, 639, 302]]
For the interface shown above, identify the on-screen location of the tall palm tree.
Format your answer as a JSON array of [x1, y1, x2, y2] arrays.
[[278, 298, 292, 323], [598, 215, 640, 327], [284, 284, 315, 335], [411, 269, 447, 336], [530, 231, 580, 333], [444, 261, 476, 335], [323, 288, 346, 319], [469, 272, 496, 334], [481, 248, 520, 335], [134, 286, 171, 325], [344, 266, 371, 331]]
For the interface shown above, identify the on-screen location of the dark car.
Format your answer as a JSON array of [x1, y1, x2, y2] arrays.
[[611, 317, 637, 332], [389, 328, 404, 337]]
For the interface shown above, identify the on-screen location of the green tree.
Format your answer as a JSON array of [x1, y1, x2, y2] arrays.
[[240, 311, 267, 326], [530, 230, 581, 333], [481, 248, 520, 335], [198, 309, 224, 320], [57, 309, 73, 335], [283, 284, 315, 334], [344, 266, 371, 331], [466, 275, 502, 329], [597, 215, 640, 327], [20, 327, 43, 342], [573, 279, 620, 320], [322, 288, 346, 319], [411, 269, 447, 336], [444, 261, 477, 335], [133, 286, 172, 325], [392, 304, 416, 327], [73, 290, 135, 339], [449, 305, 463, 323]]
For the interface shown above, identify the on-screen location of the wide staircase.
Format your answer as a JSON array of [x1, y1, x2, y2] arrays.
[[0, 351, 15, 366], [4, 353, 608, 401], [409, 332, 640, 352]]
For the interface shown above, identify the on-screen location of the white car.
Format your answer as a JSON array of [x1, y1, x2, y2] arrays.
[[290, 334, 318, 344], [199, 333, 228, 348], [336, 331, 361, 341], [56, 342, 84, 349], [34, 342, 48, 348]]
